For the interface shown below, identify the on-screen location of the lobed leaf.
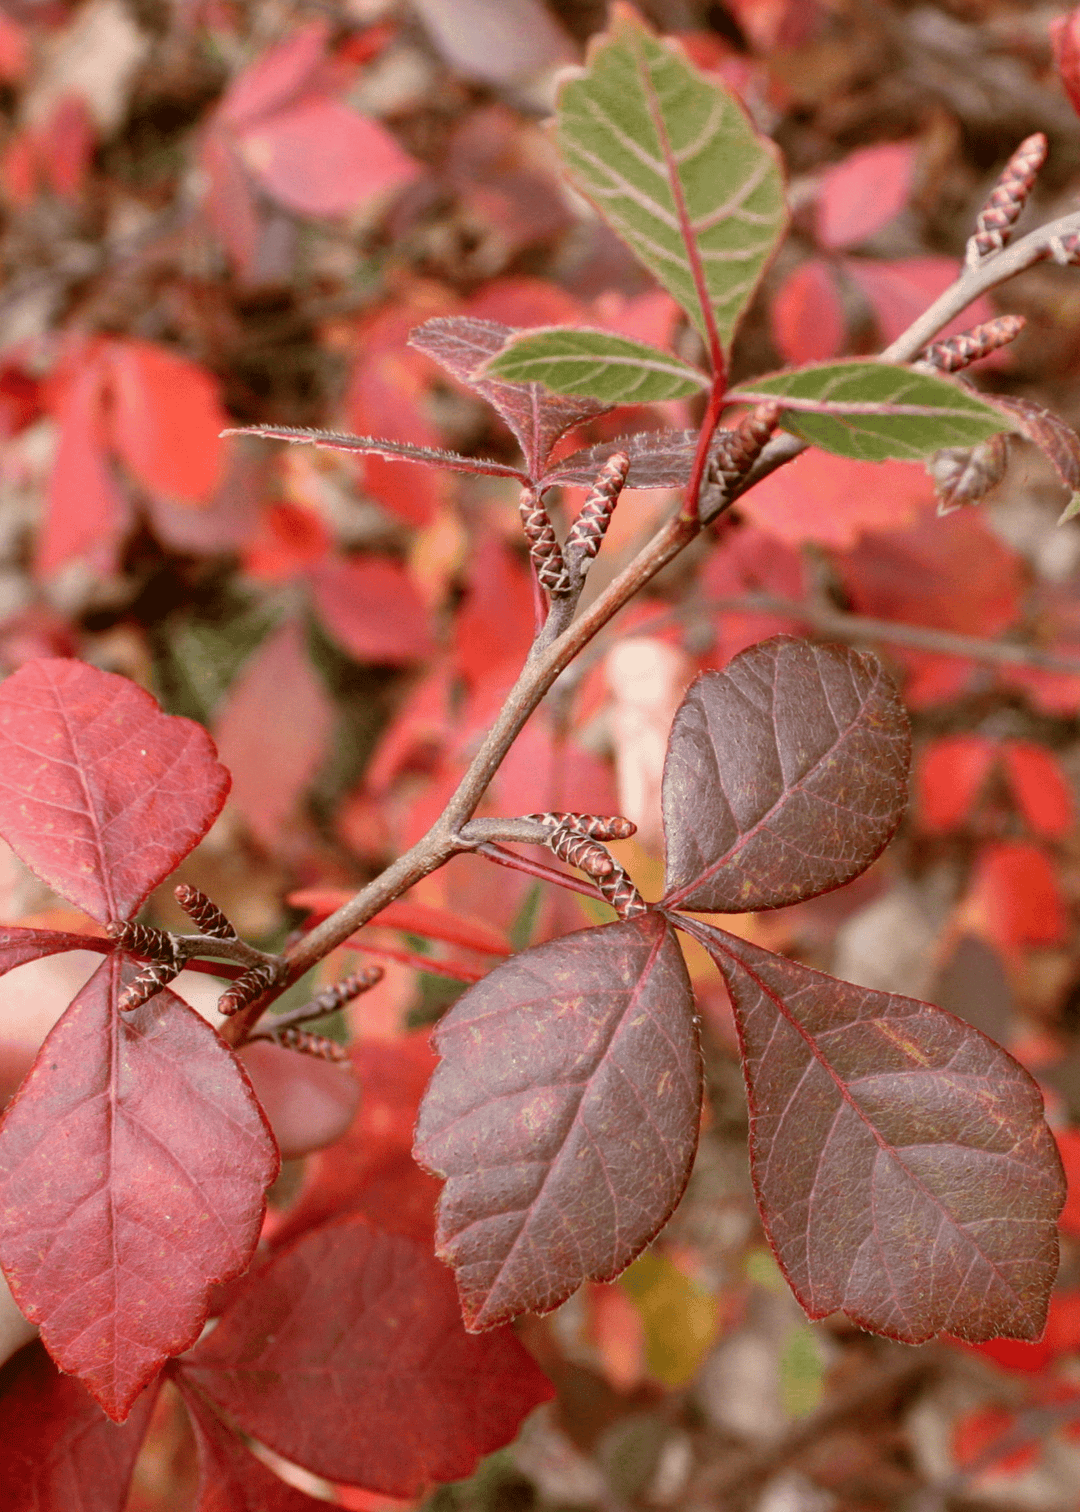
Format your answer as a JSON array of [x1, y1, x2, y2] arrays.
[[661, 637, 910, 913], [543, 428, 699, 489], [684, 919, 1065, 1344], [221, 424, 528, 482], [0, 1342, 159, 1512], [181, 1215, 554, 1496], [731, 361, 1010, 461], [409, 316, 610, 479], [0, 955, 279, 1420], [413, 914, 701, 1330], [553, 6, 786, 351], [483, 326, 709, 403], [0, 659, 230, 924]]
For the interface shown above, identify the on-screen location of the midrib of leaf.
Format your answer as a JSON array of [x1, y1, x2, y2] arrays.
[[692, 921, 1023, 1304], [53, 672, 118, 922]]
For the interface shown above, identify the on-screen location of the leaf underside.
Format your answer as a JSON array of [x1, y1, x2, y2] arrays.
[[555, 7, 786, 348], [661, 636, 910, 913], [223, 424, 528, 481], [686, 920, 1065, 1344], [989, 393, 1080, 492], [543, 428, 700, 489], [181, 1216, 554, 1496], [484, 326, 709, 403], [413, 913, 701, 1330], [0, 955, 278, 1420], [732, 362, 1010, 461], [409, 316, 610, 480]]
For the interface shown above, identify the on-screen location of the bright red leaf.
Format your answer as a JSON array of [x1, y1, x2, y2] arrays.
[[952, 1405, 1039, 1476], [1001, 741, 1075, 840], [213, 619, 334, 850], [181, 1215, 555, 1495], [105, 340, 227, 506], [0, 955, 279, 1420], [308, 556, 434, 665], [1051, 8, 1080, 118], [37, 352, 130, 578], [661, 639, 910, 913], [842, 257, 997, 349], [218, 20, 330, 130], [687, 918, 1065, 1343], [770, 259, 845, 364], [1055, 1127, 1080, 1238], [740, 449, 935, 549], [0, 925, 109, 978], [0, 1341, 159, 1512], [815, 141, 917, 250], [916, 734, 996, 833], [414, 914, 701, 1330], [966, 841, 1068, 953], [0, 659, 230, 923], [180, 1385, 329, 1512]]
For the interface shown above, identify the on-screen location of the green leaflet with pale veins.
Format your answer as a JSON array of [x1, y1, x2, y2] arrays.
[[483, 327, 710, 403], [554, 7, 787, 354], [731, 361, 1011, 461]]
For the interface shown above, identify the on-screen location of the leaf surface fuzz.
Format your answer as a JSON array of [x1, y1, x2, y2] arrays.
[[662, 637, 910, 912], [414, 914, 701, 1329], [181, 1215, 554, 1495], [688, 919, 1065, 1344], [0, 954, 279, 1420], [0, 659, 230, 923], [554, 7, 786, 347]]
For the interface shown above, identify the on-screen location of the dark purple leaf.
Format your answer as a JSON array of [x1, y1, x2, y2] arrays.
[[0, 1341, 159, 1512], [222, 425, 527, 482], [989, 394, 1080, 491], [543, 428, 699, 489], [661, 637, 910, 913], [413, 914, 701, 1330], [180, 1215, 554, 1495], [408, 316, 611, 480], [684, 916, 1065, 1344], [0, 925, 110, 978]]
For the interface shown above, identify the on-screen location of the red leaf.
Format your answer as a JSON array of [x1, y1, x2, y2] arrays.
[[741, 449, 935, 549], [771, 260, 845, 363], [409, 316, 610, 480], [0, 659, 230, 923], [1001, 741, 1075, 840], [213, 620, 334, 850], [38, 353, 130, 577], [661, 639, 910, 913], [219, 21, 330, 130], [816, 141, 917, 250], [1055, 1127, 1080, 1237], [916, 734, 996, 833], [414, 915, 701, 1330], [269, 1034, 440, 1252], [105, 340, 227, 505], [0, 14, 28, 84], [199, 125, 261, 276], [242, 501, 332, 582], [698, 524, 807, 666], [0, 1341, 159, 1512], [952, 1405, 1039, 1475], [843, 257, 996, 349], [288, 892, 510, 956], [966, 842, 1068, 952], [453, 534, 535, 690], [688, 918, 1065, 1343], [180, 1385, 329, 1512], [180, 1215, 554, 1495], [1051, 8, 1080, 119], [308, 556, 433, 665], [37, 94, 95, 200], [0, 924, 109, 978], [0, 955, 278, 1420]]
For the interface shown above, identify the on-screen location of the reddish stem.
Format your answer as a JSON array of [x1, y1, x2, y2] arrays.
[[680, 378, 727, 525], [474, 841, 609, 902], [342, 937, 485, 983]]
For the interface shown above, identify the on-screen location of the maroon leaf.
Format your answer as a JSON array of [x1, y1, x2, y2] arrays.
[[0, 954, 278, 1420], [413, 914, 701, 1330], [180, 1215, 555, 1495], [409, 316, 611, 479], [0, 924, 110, 978], [543, 429, 699, 489], [661, 637, 910, 913], [179, 1385, 329, 1512], [989, 394, 1080, 492], [685, 917, 1065, 1343], [0, 1341, 159, 1512], [223, 424, 527, 482], [0, 660, 230, 924]]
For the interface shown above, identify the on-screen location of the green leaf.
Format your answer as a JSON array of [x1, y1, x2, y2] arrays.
[[1058, 492, 1080, 524], [731, 361, 1010, 461], [554, 6, 787, 355], [483, 327, 710, 403]]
